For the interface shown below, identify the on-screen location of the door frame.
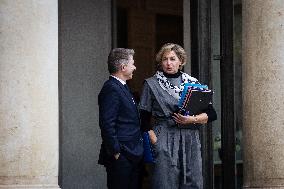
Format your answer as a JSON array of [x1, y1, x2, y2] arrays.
[[189, 0, 236, 188], [220, 0, 236, 188]]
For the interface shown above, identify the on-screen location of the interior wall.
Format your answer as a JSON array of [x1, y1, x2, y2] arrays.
[[183, 0, 191, 74], [117, 0, 183, 95], [59, 1, 111, 188]]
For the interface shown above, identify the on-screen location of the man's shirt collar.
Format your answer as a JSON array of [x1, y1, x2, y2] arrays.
[[110, 75, 126, 85]]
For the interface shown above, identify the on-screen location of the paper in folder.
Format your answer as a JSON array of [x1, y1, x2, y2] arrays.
[[178, 83, 213, 116]]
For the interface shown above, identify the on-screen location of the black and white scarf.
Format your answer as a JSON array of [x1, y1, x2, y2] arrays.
[[155, 71, 200, 100]]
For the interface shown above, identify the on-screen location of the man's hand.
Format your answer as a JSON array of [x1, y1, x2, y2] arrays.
[[114, 153, 120, 160]]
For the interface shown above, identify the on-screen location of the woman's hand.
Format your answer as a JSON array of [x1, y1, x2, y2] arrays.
[[172, 113, 195, 125], [173, 112, 209, 125], [148, 130, 157, 144]]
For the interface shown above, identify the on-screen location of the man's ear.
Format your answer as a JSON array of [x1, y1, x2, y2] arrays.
[[121, 64, 126, 71]]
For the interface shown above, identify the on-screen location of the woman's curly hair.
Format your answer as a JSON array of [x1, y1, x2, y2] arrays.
[[155, 43, 187, 71]]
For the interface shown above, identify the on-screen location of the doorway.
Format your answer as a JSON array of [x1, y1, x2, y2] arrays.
[[114, 0, 243, 188]]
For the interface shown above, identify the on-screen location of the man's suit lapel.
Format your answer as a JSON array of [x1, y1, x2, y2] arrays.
[[109, 77, 137, 109], [109, 77, 141, 127]]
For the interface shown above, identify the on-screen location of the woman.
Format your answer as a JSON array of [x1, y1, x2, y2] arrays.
[[139, 43, 217, 189]]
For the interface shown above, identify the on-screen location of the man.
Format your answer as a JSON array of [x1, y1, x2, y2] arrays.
[[98, 48, 143, 189]]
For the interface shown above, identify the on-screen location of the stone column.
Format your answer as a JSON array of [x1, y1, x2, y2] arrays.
[[0, 1, 59, 188], [243, 0, 284, 188]]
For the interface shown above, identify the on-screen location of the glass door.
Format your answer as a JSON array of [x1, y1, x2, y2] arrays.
[[212, 0, 243, 188]]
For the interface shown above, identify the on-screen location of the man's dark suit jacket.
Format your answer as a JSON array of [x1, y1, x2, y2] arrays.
[[98, 77, 143, 166]]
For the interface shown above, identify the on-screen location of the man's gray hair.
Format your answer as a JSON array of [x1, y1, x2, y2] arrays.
[[107, 48, 135, 74]]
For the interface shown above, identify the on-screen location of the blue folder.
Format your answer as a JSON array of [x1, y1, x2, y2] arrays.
[[178, 83, 212, 116], [142, 132, 155, 163]]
